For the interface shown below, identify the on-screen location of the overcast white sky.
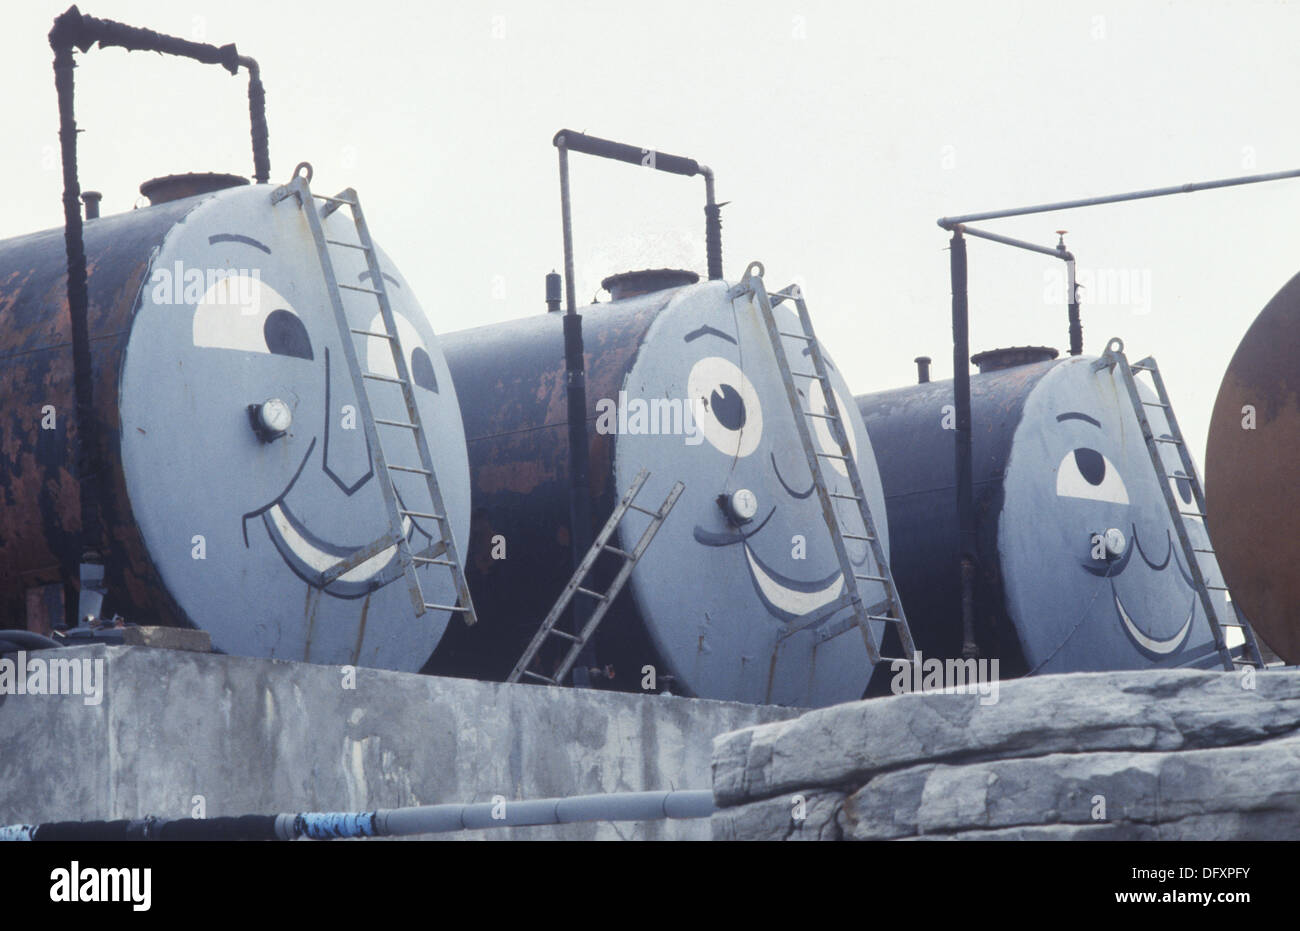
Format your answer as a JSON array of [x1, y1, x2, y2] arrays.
[[7, 0, 1300, 469]]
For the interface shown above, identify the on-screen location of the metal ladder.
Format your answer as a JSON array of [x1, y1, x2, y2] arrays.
[[508, 468, 684, 686], [1092, 337, 1263, 669], [271, 167, 477, 626], [728, 261, 916, 665]]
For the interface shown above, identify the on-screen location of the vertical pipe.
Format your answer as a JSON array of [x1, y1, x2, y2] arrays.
[[914, 356, 931, 384], [949, 231, 979, 659], [1066, 256, 1082, 355], [52, 40, 106, 623], [556, 142, 594, 686], [81, 191, 101, 220], [545, 271, 562, 314], [703, 168, 723, 280]]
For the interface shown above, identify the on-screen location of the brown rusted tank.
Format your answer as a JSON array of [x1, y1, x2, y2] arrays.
[[1206, 271, 1300, 663]]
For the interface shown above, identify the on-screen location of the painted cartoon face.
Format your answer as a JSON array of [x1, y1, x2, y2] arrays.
[[999, 356, 1225, 671], [118, 185, 470, 670], [612, 281, 890, 707]]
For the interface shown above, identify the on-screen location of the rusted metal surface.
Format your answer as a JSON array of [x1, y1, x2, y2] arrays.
[[0, 200, 195, 627], [856, 360, 1054, 679], [426, 293, 666, 681], [1206, 270, 1300, 663]]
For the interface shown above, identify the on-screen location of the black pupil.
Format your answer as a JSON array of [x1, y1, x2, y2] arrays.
[[1074, 447, 1106, 486], [1175, 473, 1194, 504], [412, 347, 438, 391], [710, 384, 746, 431], [263, 309, 313, 360]]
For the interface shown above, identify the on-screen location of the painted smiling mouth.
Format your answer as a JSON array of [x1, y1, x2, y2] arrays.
[[241, 435, 432, 598], [742, 543, 844, 619], [1081, 523, 1196, 656]]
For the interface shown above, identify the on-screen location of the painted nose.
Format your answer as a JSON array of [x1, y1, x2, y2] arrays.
[[321, 346, 376, 494]]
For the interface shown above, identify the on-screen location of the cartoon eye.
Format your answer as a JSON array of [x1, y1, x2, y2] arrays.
[[1169, 470, 1195, 507], [1056, 447, 1129, 504], [192, 274, 313, 359], [263, 309, 313, 359], [687, 356, 762, 458], [365, 313, 439, 392], [805, 380, 859, 477], [411, 348, 438, 392]]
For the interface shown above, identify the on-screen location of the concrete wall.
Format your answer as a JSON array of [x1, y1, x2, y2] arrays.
[[0, 645, 796, 840]]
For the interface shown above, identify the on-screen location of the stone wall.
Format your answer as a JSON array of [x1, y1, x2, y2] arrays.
[[711, 668, 1300, 840]]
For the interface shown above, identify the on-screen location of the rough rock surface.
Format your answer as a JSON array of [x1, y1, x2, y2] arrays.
[[711, 668, 1300, 840]]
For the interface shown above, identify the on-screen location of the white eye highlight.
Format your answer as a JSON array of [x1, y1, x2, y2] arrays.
[[807, 380, 859, 477], [1056, 447, 1129, 505]]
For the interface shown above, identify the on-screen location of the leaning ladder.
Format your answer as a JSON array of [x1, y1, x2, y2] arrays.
[[1093, 337, 1263, 669], [508, 468, 684, 686], [729, 261, 916, 665], [271, 169, 477, 626]]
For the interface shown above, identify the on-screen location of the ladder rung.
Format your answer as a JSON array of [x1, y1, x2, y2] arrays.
[[1205, 585, 1229, 591], [854, 574, 888, 583], [842, 532, 876, 541], [376, 418, 419, 430], [1142, 401, 1170, 408], [339, 284, 383, 295], [1131, 364, 1153, 372], [865, 614, 904, 624], [389, 464, 432, 475], [1154, 437, 1183, 445], [1179, 511, 1207, 519], [547, 630, 582, 643], [412, 557, 456, 567], [816, 452, 849, 460], [361, 372, 407, 384], [1192, 547, 1215, 554], [778, 331, 814, 341], [791, 370, 826, 380], [602, 545, 632, 559], [399, 508, 445, 520], [803, 411, 837, 420], [423, 603, 471, 612], [315, 194, 356, 205], [830, 492, 861, 501], [521, 670, 557, 684], [350, 328, 393, 339], [626, 504, 659, 516], [575, 586, 608, 601], [326, 239, 370, 250]]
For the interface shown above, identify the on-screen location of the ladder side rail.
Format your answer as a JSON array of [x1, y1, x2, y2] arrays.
[[291, 178, 422, 617], [552, 481, 686, 684], [1139, 358, 1265, 668], [790, 293, 915, 658], [1108, 351, 1234, 669], [746, 278, 882, 663], [507, 469, 653, 683]]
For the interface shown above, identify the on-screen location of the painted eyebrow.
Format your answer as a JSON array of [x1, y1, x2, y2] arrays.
[[208, 233, 272, 254], [684, 325, 736, 345], [1057, 411, 1102, 427], [360, 270, 402, 289]]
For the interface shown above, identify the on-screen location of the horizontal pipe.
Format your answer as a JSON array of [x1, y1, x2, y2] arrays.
[[553, 129, 701, 177], [939, 166, 1300, 228], [2, 790, 715, 841], [955, 223, 1073, 261]]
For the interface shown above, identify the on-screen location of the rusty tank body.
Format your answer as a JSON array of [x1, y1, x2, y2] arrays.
[[0, 176, 472, 671], [426, 269, 893, 707], [856, 344, 1235, 684], [1206, 271, 1300, 664]]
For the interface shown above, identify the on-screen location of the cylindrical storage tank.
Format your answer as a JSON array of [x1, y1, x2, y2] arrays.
[[0, 181, 470, 671], [427, 272, 891, 707], [856, 345, 1230, 679], [1206, 271, 1300, 663]]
